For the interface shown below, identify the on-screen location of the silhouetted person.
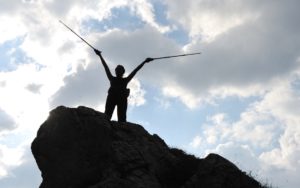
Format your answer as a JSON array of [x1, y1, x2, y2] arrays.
[[94, 49, 153, 122]]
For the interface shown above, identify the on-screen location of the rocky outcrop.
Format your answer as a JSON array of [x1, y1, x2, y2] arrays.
[[32, 106, 264, 188]]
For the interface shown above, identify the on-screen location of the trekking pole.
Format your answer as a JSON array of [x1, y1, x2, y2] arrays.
[[152, 52, 201, 60], [59, 20, 96, 50]]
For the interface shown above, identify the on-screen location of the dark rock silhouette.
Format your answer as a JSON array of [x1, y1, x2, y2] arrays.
[[32, 106, 264, 188]]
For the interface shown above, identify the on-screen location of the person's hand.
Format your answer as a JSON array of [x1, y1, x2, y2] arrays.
[[144, 57, 154, 63], [94, 49, 102, 56]]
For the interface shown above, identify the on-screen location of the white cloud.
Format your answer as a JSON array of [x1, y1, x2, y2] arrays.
[[0, 144, 24, 178], [189, 73, 300, 187], [154, 96, 171, 109], [152, 0, 300, 109], [0, 0, 178, 142], [0, 144, 41, 188], [213, 142, 260, 172], [128, 0, 170, 33], [208, 113, 227, 125], [0, 16, 26, 45], [252, 76, 300, 173], [0, 64, 53, 134], [0, 109, 15, 131], [165, 0, 260, 41], [49, 60, 107, 109], [128, 78, 146, 106], [162, 85, 202, 109], [202, 77, 299, 150], [189, 135, 202, 148]]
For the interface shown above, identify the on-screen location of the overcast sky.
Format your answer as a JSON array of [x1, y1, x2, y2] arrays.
[[0, 0, 300, 187]]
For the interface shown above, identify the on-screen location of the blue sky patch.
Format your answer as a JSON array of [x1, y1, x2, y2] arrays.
[[0, 36, 34, 72], [152, 1, 190, 45], [82, 7, 145, 33], [291, 75, 300, 95], [210, 96, 261, 122], [81, 3, 190, 46], [165, 27, 190, 46], [128, 85, 263, 150], [152, 0, 169, 25]]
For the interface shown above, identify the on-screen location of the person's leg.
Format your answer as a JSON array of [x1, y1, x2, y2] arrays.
[[117, 98, 127, 122], [105, 95, 116, 120]]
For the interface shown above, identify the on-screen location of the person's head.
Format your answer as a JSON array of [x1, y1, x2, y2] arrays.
[[115, 65, 125, 78]]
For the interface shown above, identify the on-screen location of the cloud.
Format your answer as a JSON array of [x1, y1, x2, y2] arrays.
[[0, 16, 26, 45], [0, 145, 41, 188], [202, 76, 299, 149], [1, 0, 177, 135], [165, 0, 260, 41], [128, 78, 146, 106], [49, 60, 107, 109], [212, 142, 261, 173], [189, 135, 202, 148], [151, 0, 300, 109], [25, 83, 42, 93], [257, 79, 300, 170], [49, 49, 147, 110], [90, 25, 180, 64], [188, 73, 300, 187], [127, 0, 170, 33], [0, 64, 52, 134], [0, 144, 24, 178], [0, 109, 15, 131], [0, 0, 21, 14]]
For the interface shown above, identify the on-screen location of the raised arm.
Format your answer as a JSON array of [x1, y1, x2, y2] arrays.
[[94, 49, 113, 80], [126, 57, 153, 82]]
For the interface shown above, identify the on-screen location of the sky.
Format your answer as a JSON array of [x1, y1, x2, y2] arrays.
[[0, 0, 300, 187]]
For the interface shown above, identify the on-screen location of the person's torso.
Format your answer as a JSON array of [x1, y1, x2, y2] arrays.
[[108, 77, 129, 96]]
